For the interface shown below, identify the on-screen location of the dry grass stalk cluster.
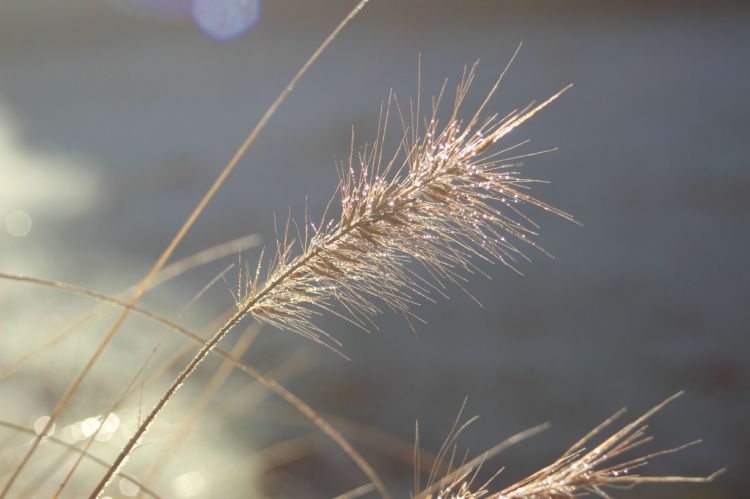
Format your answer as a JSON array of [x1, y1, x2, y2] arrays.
[[418, 394, 721, 499], [0, 1, 721, 497]]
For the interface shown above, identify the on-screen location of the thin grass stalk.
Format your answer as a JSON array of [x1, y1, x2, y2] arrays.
[[135, 324, 260, 495], [16, 448, 71, 499], [52, 268, 240, 497], [52, 316, 244, 497]]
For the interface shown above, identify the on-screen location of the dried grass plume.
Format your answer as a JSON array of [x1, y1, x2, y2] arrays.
[[417, 393, 723, 499], [243, 61, 574, 349]]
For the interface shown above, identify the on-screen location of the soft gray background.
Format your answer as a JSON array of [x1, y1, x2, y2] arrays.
[[1, 1, 748, 497]]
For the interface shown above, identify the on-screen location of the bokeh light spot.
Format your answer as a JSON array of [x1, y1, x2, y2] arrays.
[[173, 470, 206, 497], [5, 210, 32, 237], [119, 477, 140, 496], [81, 416, 101, 438], [70, 422, 84, 441], [33, 416, 55, 436], [191, 0, 260, 41]]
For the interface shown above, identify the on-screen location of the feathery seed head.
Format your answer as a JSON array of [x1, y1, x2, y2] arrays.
[[241, 67, 574, 348], [418, 394, 722, 499]]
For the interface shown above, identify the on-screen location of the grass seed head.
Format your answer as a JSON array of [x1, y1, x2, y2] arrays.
[[243, 68, 574, 348]]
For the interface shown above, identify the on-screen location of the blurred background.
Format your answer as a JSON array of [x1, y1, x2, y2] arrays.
[[0, 0, 748, 497]]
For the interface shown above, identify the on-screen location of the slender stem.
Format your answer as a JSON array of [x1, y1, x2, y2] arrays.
[[92, 220, 392, 497], [89, 307, 249, 497], [90, 207, 382, 496], [135, 326, 259, 495]]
